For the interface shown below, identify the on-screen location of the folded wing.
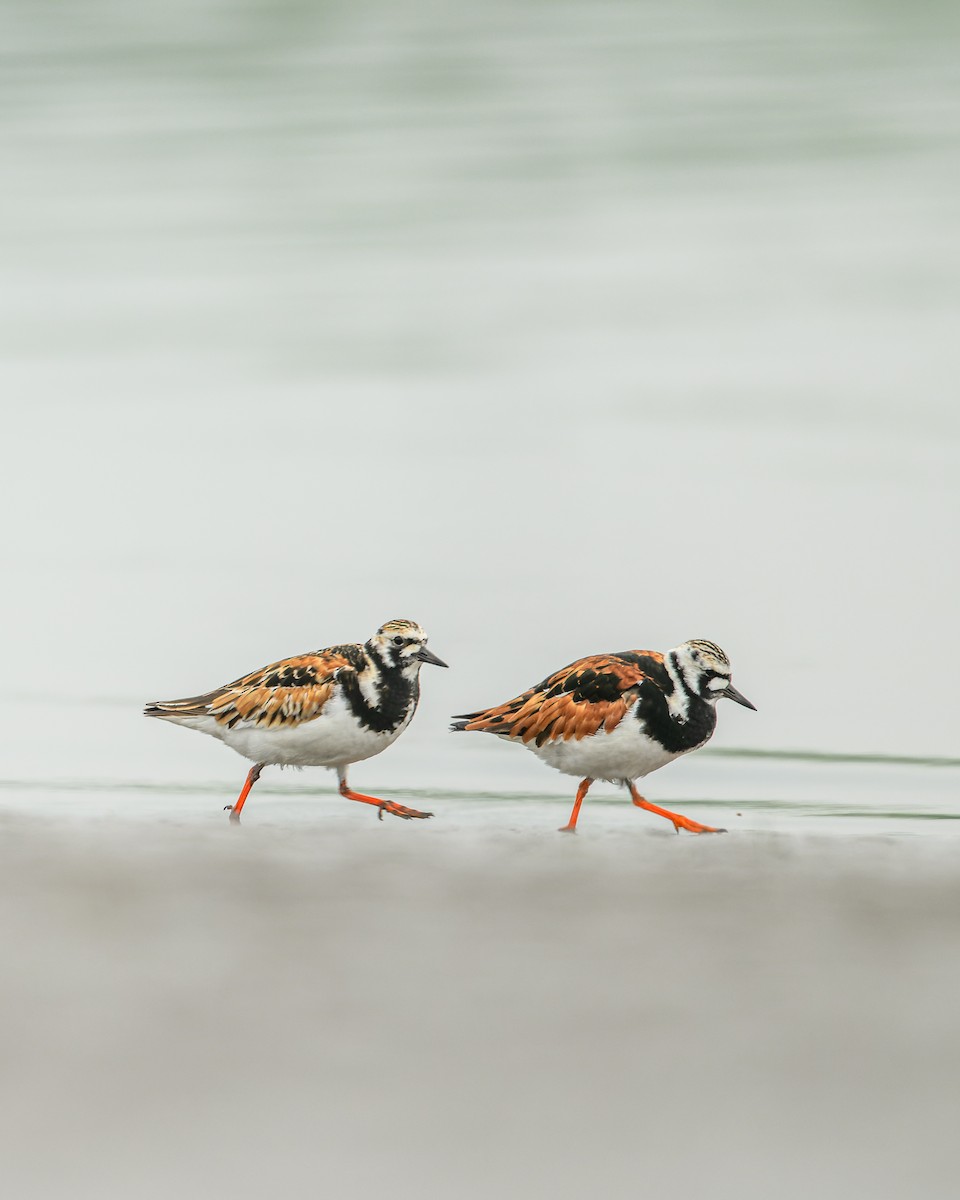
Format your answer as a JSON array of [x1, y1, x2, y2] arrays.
[[144, 647, 361, 730], [452, 652, 664, 747]]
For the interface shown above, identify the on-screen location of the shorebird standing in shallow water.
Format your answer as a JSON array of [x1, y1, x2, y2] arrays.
[[452, 638, 755, 834], [146, 619, 447, 823]]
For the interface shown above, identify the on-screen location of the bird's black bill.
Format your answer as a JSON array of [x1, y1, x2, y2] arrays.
[[723, 684, 756, 711], [418, 647, 448, 668]]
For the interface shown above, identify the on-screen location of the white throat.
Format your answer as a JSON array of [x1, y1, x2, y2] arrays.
[[664, 654, 694, 723]]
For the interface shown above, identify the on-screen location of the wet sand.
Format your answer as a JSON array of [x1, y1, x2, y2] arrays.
[[3, 0, 959, 1194], [1, 807, 957, 1199]]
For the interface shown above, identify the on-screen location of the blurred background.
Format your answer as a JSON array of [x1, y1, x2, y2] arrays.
[[2, 0, 958, 780], [1, 1, 959, 1196]]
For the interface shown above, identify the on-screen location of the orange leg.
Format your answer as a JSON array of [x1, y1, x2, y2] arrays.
[[225, 762, 264, 823], [559, 777, 593, 833], [627, 781, 725, 835], [338, 777, 433, 821]]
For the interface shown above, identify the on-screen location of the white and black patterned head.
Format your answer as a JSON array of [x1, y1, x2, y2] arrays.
[[673, 639, 756, 709], [368, 619, 448, 675]]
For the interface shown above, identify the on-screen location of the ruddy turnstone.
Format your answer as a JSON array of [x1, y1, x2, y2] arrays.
[[145, 619, 447, 823], [451, 639, 755, 834]]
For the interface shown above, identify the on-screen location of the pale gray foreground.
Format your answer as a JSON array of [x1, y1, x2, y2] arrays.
[[1, 808, 957, 1200]]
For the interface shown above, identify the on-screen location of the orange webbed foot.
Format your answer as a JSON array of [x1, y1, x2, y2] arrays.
[[377, 800, 433, 821], [671, 816, 726, 835], [628, 783, 726, 835]]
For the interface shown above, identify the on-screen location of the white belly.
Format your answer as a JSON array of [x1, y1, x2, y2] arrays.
[[530, 714, 683, 783], [170, 690, 411, 769]]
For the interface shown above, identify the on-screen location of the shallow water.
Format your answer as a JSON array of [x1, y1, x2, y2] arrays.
[[2, 745, 959, 840], [2, 1, 959, 1195]]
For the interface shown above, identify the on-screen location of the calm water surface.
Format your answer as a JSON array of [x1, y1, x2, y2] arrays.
[[3, 3, 958, 802]]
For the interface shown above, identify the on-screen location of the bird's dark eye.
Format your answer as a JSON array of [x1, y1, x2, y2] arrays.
[[393, 635, 404, 646]]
